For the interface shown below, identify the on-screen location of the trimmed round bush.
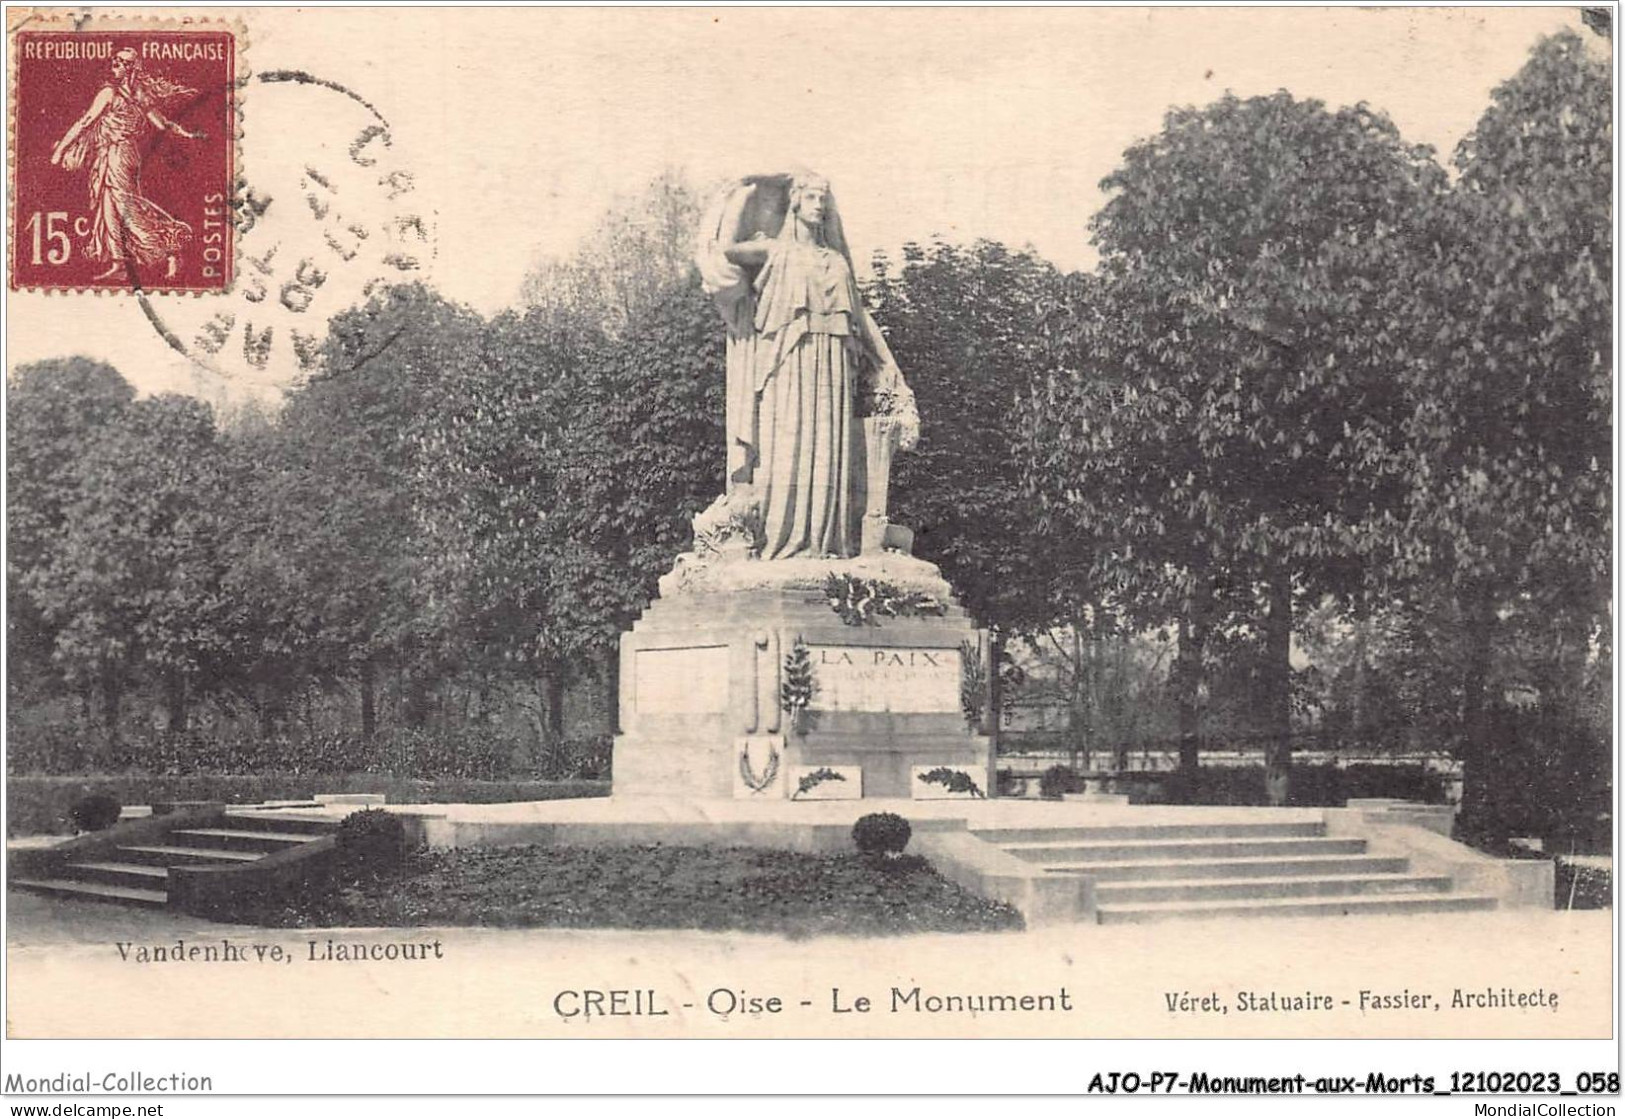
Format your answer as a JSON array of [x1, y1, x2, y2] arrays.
[[852, 811, 911, 857], [336, 808, 408, 873], [69, 792, 122, 832], [1039, 765, 1080, 800]]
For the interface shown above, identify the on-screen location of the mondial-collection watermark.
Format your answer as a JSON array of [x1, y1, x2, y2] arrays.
[[3, 1073, 212, 1093]]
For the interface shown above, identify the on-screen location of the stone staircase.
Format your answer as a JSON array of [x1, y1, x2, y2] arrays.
[[13, 809, 337, 910], [973, 818, 1498, 924]]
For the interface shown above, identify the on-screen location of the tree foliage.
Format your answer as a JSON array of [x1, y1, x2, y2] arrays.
[[34, 394, 227, 732], [7, 358, 136, 703], [1399, 30, 1610, 647], [1392, 31, 1612, 837], [1027, 91, 1451, 799], [868, 239, 1073, 638], [517, 168, 704, 337]]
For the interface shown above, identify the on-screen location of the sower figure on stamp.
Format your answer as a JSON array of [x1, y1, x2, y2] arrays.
[[51, 47, 206, 281], [697, 172, 920, 560]]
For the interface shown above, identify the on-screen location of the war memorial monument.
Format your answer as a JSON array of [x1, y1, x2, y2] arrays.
[[612, 172, 994, 801]]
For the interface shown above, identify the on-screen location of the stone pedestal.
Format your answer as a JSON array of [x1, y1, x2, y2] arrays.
[[613, 553, 994, 800]]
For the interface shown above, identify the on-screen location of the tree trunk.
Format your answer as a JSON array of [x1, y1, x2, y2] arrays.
[[1351, 595, 1369, 750], [404, 672, 433, 729], [257, 676, 289, 739], [1262, 576, 1293, 806], [1068, 624, 1086, 771], [544, 669, 567, 743], [1176, 583, 1211, 775], [602, 646, 621, 735], [165, 672, 188, 733], [359, 662, 377, 740], [1175, 622, 1200, 774], [99, 660, 121, 740], [1456, 591, 1498, 841], [1089, 628, 1106, 771], [987, 630, 1005, 757]]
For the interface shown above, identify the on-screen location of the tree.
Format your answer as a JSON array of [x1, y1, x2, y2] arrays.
[[518, 169, 704, 337], [867, 239, 1076, 733], [546, 277, 726, 731], [485, 174, 723, 737], [416, 270, 723, 743], [213, 404, 334, 736], [1394, 31, 1611, 837], [410, 305, 582, 742], [274, 282, 488, 736], [6, 358, 136, 709], [1023, 270, 1235, 772], [1029, 92, 1450, 800], [35, 395, 227, 735]]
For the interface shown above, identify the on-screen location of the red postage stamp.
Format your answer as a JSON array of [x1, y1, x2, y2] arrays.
[[10, 21, 236, 292]]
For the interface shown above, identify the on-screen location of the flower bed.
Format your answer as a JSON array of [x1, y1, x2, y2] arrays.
[[216, 844, 1025, 937]]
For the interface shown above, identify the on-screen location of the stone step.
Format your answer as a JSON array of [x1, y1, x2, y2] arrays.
[[974, 821, 1325, 843], [1005, 835, 1366, 864], [168, 827, 326, 852], [222, 811, 339, 834], [12, 877, 168, 908], [1094, 872, 1452, 905], [117, 844, 264, 865], [64, 861, 171, 889], [1096, 892, 1497, 925], [1043, 853, 1410, 881]]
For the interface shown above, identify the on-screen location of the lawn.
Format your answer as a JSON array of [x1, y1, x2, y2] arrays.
[[236, 845, 1025, 937]]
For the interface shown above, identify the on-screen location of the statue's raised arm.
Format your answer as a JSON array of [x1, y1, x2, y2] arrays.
[[693, 171, 919, 561]]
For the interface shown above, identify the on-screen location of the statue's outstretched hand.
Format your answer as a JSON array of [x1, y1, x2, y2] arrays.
[[895, 402, 921, 452], [888, 369, 921, 451]]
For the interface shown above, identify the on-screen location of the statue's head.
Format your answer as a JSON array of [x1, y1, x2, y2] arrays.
[[789, 173, 832, 229]]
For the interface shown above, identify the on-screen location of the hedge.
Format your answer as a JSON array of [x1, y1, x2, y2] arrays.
[[1118, 763, 1447, 807], [1457, 705, 1611, 853], [7, 727, 613, 783], [7, 774, 609, 836], [1555, 858, 1611, 910]]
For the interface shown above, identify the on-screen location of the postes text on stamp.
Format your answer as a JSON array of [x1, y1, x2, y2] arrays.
[[11, 25, 235, 292]]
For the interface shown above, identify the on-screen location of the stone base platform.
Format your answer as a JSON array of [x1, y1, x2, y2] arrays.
[[613, 554, 994, 800], [249, 798, 1551, 928]]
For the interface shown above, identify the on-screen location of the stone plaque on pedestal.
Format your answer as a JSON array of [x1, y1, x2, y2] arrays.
[[808, 645, 961, 714]]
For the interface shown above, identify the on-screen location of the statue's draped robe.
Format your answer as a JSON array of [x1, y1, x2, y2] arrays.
[[747, 236, 870, 558], [698, 180, 909, 561]]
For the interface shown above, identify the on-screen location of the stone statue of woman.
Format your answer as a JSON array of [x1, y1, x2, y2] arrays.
[[696, 172, 918, 561]]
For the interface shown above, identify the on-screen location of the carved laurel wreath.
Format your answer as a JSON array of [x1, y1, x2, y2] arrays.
[[917, 766, 986, 799], [791, 767, 847, 801], [739, 741, 781, 794], [824, 572, 945, 627]]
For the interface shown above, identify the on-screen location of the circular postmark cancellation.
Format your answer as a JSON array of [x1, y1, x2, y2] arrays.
[[138, 68, 438, 387], [9, 13, 436, 388], [10, 22, 237, 293]]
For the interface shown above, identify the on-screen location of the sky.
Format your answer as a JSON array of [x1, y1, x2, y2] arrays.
[[4, 5, 1596, 405]]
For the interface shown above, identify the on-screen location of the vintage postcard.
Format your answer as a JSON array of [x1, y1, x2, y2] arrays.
[[2, 4, 1615, 1100]]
